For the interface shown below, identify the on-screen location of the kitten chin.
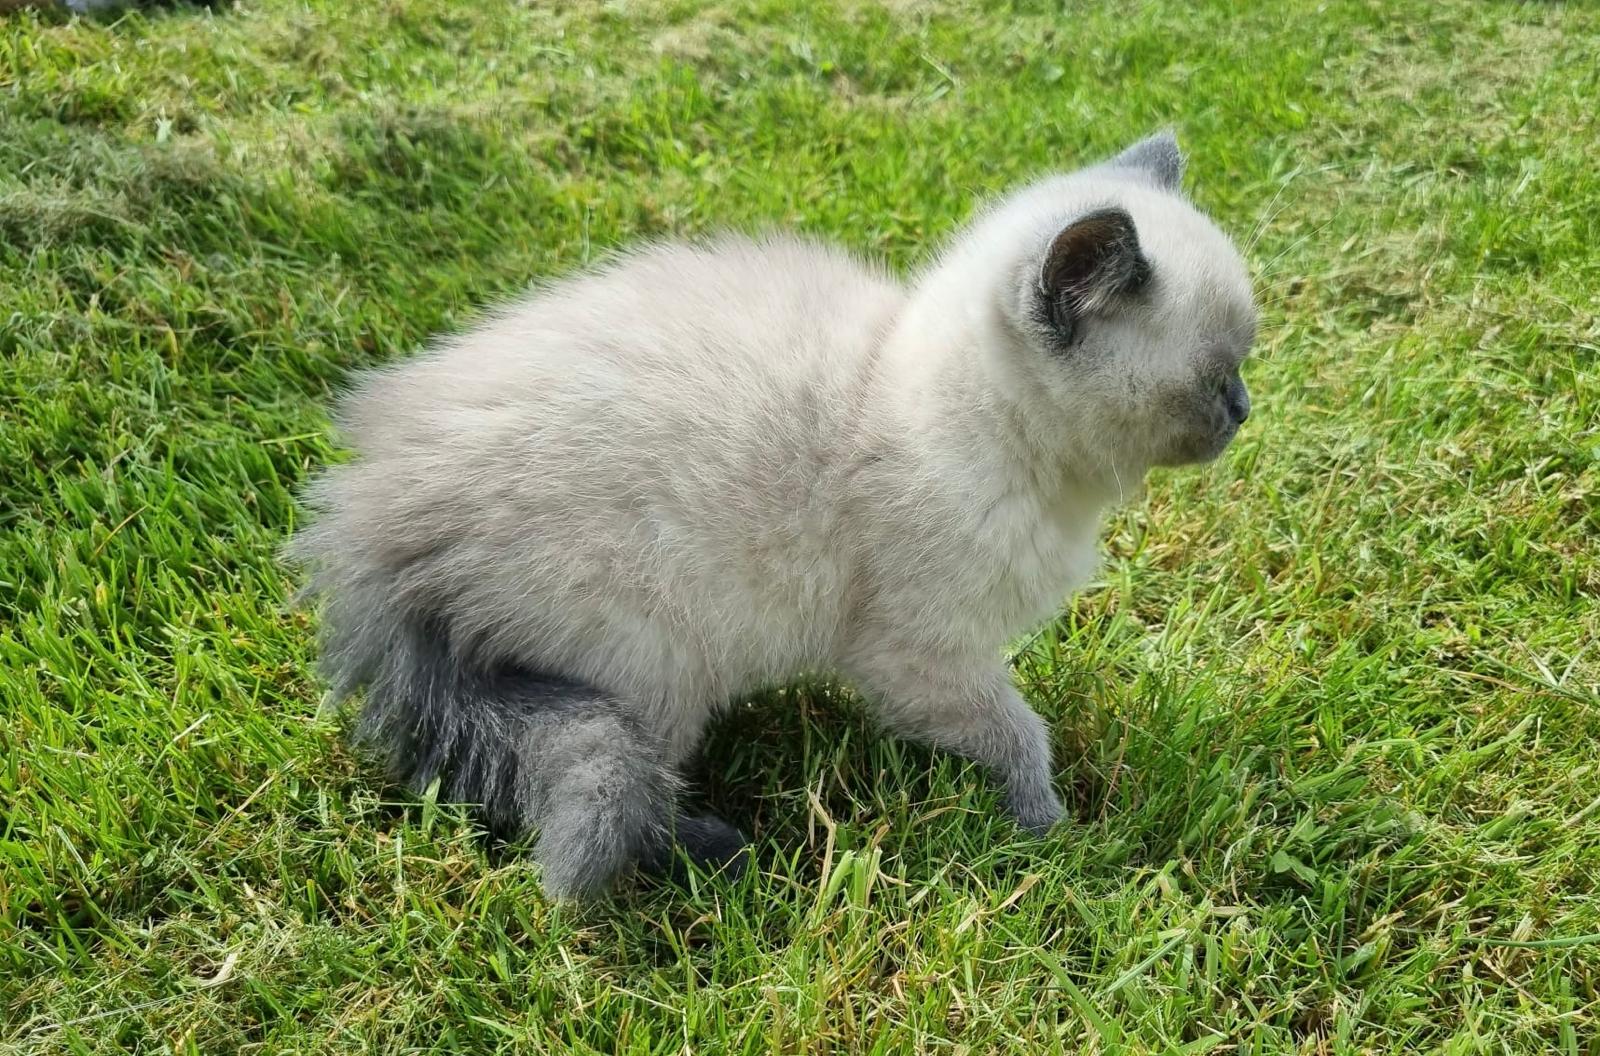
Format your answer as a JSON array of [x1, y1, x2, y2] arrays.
[[290, 131, 1258, 898]]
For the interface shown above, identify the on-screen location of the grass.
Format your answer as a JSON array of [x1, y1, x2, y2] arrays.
[[2, 0, 1597, 1050]]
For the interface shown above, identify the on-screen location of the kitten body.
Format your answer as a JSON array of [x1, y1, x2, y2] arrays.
[[291, 133, 1257, 897]]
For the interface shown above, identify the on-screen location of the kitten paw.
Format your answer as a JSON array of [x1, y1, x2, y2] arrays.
[[676, 813, 751, 875], [642, 813, 751, 885]]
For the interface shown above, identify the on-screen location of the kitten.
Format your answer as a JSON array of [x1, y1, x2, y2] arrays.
[[290, 132, 1257, 898]]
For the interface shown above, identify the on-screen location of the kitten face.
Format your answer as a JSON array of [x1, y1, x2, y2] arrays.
[[1046, 216, 1256, 470], [986, 135, 1257, 475]]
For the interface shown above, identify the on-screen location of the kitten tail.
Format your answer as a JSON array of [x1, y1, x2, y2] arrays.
[[317, 593, 743, 897]]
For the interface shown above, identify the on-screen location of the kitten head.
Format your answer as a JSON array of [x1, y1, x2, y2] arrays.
[[950, 132, 1257, 479]]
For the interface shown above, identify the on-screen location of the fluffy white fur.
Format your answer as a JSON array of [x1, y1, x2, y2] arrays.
[[292, 132, 1257, 897]]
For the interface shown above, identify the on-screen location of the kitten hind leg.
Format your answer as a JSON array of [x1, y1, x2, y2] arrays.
[[352, 635, 742, 898], [848, 654, 1063, 835]]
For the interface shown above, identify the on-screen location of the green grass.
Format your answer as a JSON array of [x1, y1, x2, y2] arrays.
[[2, 0, 1597, 1050]]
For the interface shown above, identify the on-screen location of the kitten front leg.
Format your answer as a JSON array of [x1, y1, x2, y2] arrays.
[[847, 653, 1063, 834]]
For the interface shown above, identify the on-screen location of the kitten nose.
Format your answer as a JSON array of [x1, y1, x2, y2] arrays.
[[1225, 376, 1250, 424]]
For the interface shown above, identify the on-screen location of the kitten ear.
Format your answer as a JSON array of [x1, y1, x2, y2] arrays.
[[1106, 130, 1185, 190], [1040, 208, 1150, 344]]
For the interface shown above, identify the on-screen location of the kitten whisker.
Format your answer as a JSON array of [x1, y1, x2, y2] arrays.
[[1252, 216, 1338, 283], [1243, 166, 1304, 257]]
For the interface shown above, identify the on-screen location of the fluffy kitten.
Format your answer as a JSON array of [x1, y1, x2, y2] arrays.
[[290, 132, 1256, 898]]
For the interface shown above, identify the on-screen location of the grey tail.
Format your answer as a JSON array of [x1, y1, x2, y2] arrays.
[[337, 609, 745, 898]]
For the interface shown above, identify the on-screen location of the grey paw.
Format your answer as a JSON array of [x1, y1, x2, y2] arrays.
[[641, 813, 751, 884], [675, 813, 750, 876]]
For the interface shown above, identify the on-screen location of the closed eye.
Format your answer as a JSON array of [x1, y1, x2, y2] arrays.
[[1222, 318, 1257, 367]]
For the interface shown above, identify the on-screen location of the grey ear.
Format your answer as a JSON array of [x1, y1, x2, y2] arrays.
[[1107, 130, 1185, 190], [1040, 208, 1151, 345]]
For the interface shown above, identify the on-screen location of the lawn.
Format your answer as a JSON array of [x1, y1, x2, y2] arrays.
[[2, 0, 1598, 1051]]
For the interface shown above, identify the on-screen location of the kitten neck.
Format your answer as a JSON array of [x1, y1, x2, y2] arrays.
[[880, 286, 1142, 512]]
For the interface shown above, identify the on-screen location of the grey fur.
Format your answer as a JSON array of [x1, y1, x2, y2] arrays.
[[1106, 130, 1186, 190], [289, 133, 1256, 899], [340, 600, 692, 897]]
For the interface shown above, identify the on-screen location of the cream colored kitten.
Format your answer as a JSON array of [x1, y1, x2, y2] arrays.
[[291, 132, 1256, 898]]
